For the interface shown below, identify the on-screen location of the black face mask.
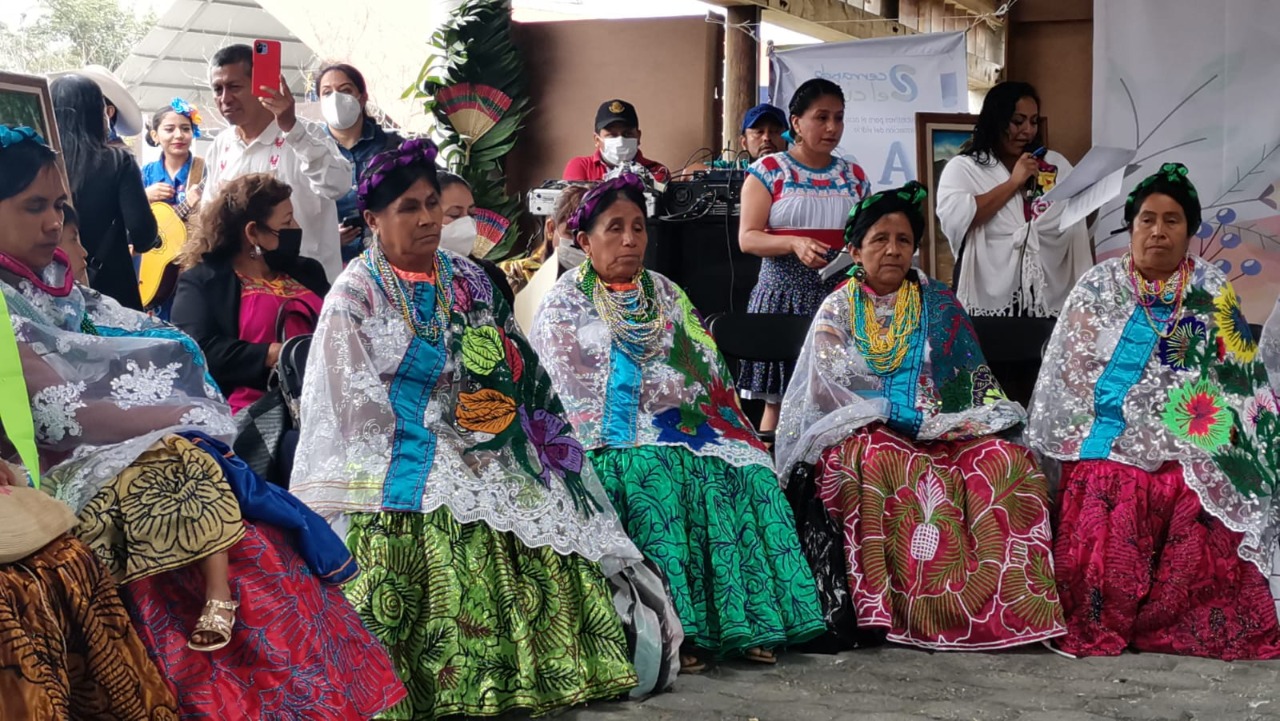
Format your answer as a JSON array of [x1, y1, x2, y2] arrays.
[[262, 227, 303, 272]]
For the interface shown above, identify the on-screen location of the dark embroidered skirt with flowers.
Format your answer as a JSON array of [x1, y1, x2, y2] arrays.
[[1053, 459, 1280, 660]]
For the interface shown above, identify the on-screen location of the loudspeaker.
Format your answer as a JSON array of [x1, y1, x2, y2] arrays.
[[646, 215, 760, 319]]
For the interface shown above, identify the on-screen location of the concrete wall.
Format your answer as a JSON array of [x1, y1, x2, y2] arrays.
[[1006, 0, 1093, 164]]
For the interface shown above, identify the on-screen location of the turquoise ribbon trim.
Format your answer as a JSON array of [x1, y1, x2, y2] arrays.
[[882, 298, 929, 438], [602, 344, 642, 446], [1081, 308, 1158, 459], [383, 283, 446, 511]]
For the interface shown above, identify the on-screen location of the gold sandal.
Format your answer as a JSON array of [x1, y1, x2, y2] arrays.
[[188, 598, 239, 652]]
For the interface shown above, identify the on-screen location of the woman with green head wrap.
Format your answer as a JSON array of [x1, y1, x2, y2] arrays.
[[1028, 162, 1280, 659], [777, 181, 1066, 651]]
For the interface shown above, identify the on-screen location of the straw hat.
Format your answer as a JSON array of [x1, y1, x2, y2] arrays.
[[0, 484, 78, 564], [50, 65, 144, 137]]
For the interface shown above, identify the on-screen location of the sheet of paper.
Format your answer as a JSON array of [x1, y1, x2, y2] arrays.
[[1042, 146, 1136, 202], [1058, 167, 1126, 232]]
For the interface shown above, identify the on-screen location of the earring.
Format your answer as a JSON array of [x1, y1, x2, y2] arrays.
[[852, 263, 867, 282], [249, 244, 261, 259]]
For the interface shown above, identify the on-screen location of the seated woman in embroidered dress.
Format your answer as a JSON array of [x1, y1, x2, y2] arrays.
[[776, 181, 1066, 651], [530, 174, 826, 670], [0, 124, 405, 718], [171, 173, 328, 415], [292, 140, 684, 719], [1028, 163, 1280, 660]]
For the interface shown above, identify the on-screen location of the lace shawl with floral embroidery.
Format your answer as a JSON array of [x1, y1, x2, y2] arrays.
[[1, 260, 235, 513], [528, 268, 772, 472], [291, 252, 641, 571], [1027, 257, 1280, 575], [775, 272, 1028, 483]]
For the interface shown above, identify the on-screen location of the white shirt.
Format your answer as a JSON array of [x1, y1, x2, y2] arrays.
[[205, 118, 352, 281], [937, 151, 1094, 317]]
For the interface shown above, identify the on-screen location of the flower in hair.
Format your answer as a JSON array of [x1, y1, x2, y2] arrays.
[[169, 98, 204, 138], [357, 137, 440, 212], [0, 125, 45, 149], [567, 173, 646, 235]]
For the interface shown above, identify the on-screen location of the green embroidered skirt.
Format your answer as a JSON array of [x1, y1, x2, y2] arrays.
[[589, 445, 826, 656], [344, 508, 637, 719]]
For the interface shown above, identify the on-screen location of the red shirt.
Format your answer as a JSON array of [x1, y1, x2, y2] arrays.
[[562, 150, 670, 183]]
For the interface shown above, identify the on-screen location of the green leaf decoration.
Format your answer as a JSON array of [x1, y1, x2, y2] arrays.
[[938, 373, 974, 414], [1212, 444, 1274, 498], [1183, 286, 1216, 315], [412, 0, 531, 262], [461, 326, 505, 376], [1216, 360, 1256, 397]]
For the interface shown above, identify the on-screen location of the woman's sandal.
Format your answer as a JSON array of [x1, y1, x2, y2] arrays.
[[680, 653, 707, 674], [744, 647, 777, 665], [188, 598, 239, 652]]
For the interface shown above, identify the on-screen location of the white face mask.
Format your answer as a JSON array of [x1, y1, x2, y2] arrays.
[[322, 91, 363, 130], [600, 136, 638, 166], [439, 216, 477, 255], [556, 237, 587, 269]]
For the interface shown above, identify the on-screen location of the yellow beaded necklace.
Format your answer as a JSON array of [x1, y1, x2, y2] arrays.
[[847, 279, 921, 375]]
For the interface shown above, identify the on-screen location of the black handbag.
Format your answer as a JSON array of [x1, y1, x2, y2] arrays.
[[232, 301, 318, 487]]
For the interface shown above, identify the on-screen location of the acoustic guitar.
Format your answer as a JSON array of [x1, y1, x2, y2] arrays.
[[139, 202, 186, 309]]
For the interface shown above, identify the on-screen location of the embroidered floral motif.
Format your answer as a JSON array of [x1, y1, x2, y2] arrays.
[[110, 360, 182, 409], [180, 406, 222, 428], [1162, 378, 1232, 451], [32, 381, 87, 442], [1158, 317, 1207, 371], [1214, 284, 1258, 362]]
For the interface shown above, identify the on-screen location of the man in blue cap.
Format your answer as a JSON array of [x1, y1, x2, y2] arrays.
[[685, 102, 788, 174]]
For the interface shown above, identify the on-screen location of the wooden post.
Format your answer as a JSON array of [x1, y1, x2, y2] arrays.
[[725, 4, 761, 154]]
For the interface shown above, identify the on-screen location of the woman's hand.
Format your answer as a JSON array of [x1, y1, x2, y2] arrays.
[[0, 461, 22, 486], [266, 342, 282, 368], [185, 184, 203, 209], [339, 223, 362, 244], [790, 236, 832, 269], [146, 182, 174, 203], [1009, 153, 1040, 188]]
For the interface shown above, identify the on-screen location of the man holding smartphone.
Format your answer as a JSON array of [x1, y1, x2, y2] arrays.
[[204, 43, 352, 281]]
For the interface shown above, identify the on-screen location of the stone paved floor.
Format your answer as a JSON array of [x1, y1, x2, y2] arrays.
[[556, 647, 1280, 721]]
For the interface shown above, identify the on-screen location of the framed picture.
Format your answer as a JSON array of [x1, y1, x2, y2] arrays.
[[915, 112, 975, 284], [914, 112, 1048, 284], [0, 72, 60, 151]]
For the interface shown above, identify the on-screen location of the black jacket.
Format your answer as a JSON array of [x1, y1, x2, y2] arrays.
[[75, 146, 157, 311], [171, 257, 330, 395]]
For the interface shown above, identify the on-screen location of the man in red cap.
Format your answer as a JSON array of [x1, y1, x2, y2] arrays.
[[562, 99, 670, 183]]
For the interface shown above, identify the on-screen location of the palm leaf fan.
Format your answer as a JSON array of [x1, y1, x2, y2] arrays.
[[435, 83, 512, 144], [471, 208, 510, 257]]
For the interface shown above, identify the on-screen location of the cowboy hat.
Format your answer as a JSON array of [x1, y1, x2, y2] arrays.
[[50, 65, 144, 137]]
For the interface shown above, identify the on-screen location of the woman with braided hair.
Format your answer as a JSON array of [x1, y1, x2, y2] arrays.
[[1028, 163, 1280, 659], [777, 181, 1065, 651], [292, 139, 682, 718]]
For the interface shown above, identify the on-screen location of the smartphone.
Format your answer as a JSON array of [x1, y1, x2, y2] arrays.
[[251, 40, 282, 99], [340, 213, 365, 230]]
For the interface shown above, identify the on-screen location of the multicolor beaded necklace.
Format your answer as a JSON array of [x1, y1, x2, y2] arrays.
[[577, 263, 665, 363], [847, 278, 921, 375], [1124, 252, 1189, 339], [364, 247, 455, 344]]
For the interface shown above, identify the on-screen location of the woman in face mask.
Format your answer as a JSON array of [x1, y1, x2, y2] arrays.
[[171, 173, 329, 413], [317, 63, 404, 263], [438, 171, 517, 306]]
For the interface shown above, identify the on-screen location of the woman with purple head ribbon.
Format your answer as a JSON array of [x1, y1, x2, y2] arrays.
[[292, 139, 685, 716], [530, 174, 826, 671]]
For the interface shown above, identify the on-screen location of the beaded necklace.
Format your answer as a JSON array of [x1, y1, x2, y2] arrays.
[[1124, 253, 1189, 339], [364, 247, 455, 344], [847, 279, 921, 375], [577, 263, 665, 362]]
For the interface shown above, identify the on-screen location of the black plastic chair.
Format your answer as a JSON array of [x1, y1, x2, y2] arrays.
[[1250, 323, 1264, 341], [706, 313, 814, 445]]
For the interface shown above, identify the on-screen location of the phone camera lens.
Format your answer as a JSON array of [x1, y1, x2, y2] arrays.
[[255, 43, 266, 53]]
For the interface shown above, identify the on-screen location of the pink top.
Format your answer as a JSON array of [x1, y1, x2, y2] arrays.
[[228, 272, 322, 414]]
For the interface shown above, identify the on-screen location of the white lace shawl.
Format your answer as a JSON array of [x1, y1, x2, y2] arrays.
[[1026, 257, 1280, 575], [2, 262, 235, 513], [290, 254, 641, 569], [528, 269, 773, 472], [936, 152, 1094, 317], [775, 275, 1028, 482]]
